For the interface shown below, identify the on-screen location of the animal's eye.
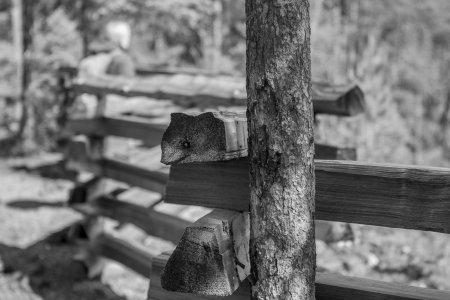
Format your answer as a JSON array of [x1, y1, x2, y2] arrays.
[[180, 140, 190, 149]]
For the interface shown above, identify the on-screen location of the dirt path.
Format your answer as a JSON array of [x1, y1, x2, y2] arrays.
[[0, 157, 148, 300]]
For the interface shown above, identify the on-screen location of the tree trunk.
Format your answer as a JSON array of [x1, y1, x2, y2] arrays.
[[203, 0, 223, 71], [12, 0, 24, 96], [211, 0, 223, 71], [79, 0, 89, 57], [246, 1, 316, 300], [3, 0, 32, 152]]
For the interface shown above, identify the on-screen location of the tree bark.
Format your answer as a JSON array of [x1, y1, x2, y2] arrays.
[[246, 0, 316, 299]]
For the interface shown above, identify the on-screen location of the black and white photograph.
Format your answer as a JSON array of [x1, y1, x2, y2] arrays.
[[0, 0, 449, 299]]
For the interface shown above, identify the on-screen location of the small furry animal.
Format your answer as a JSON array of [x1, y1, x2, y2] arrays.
[[160, 112, 228, 165]]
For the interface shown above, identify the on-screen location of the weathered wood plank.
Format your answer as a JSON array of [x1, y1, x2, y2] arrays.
[[92, 234, 450, 300], [315, 272, 450, 300], [59, 65, 229, 79], [101, 159, 168, 194], [66, 116, 167, 147], [93, 233, 152, 278], [60, 64, 365, 116], [72, 194, 190, 244], [67, 115, 356, 161], [161, 210, 250, 296], [166, 159, 450, 233], [70, 74, 364, 116], [72, 192, 351, 245], [312, 82, 365, 116], [69, 138, 450, 233], [66, 138, 168, 193], [155, 252, 450, 300], [67, 138, 450, 233], [161, 111, 356, 164]]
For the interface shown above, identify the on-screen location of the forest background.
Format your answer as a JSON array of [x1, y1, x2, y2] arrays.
[[0, 0, 449, 167]]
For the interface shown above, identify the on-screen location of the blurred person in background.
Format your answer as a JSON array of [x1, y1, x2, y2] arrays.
[[72, 20, 136, 118], [69, 21, 139, 162], [79, 20, 135, 78], [103, 21, 135, 77]]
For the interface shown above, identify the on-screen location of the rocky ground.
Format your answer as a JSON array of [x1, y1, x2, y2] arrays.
[[0, 154, 449, 300]]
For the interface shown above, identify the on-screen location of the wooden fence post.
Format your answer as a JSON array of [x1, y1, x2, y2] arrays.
[[75, 93, 109, 278], [246, 0, 316, 299]]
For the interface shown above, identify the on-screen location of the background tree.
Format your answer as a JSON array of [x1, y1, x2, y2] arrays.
[[0, 0, 34, 154]]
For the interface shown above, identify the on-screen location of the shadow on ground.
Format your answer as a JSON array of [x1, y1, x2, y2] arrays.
[[0, 228, 127, 300], [7, 199, 67, 210], [10, 159, 78, 181]]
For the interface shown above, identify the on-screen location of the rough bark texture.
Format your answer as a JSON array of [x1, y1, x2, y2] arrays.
[[246, 0, 316, 299]]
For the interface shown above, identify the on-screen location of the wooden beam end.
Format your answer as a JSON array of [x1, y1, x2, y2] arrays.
[[160, 210, 249, 296]]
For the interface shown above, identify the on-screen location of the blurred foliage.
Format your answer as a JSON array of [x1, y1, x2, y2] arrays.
[[312, 0, 450, 167], [0, 0, 448, 167]]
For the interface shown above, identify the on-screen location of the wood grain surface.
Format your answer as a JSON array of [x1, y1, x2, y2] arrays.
[[166, 159, 450, 233], [69, 74, 364, 116]]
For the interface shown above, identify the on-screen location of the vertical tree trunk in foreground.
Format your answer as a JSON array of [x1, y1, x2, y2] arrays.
[[246, 1, 316, 299]]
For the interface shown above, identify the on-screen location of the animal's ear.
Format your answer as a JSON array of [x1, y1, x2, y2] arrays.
[[194, 112, 219, 131], [170, 113, 186, 122]]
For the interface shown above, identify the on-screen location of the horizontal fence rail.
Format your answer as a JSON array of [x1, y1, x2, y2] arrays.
[[158, 111, 450, 234], [66, 117, 357, 161], [92, 236, 450, 300], [67, 136, 450, 234], [71, 187, 354, 246], [159, 111, 356, 164], [72, 194, 190, 244], [59, 65, 365, 116], [60, 66, 450, 300], [68, 157, 168, 195], [66, 116, 167, 146], [166, 159, 450, 233]]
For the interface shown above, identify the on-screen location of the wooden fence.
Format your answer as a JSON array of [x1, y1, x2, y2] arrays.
[[59, 66, 450, 300]]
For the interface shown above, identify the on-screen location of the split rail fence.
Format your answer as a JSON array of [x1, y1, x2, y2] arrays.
[[59, 66, 450, 300]]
